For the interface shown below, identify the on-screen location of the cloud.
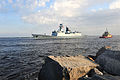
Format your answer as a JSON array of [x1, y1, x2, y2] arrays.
[[0, 0, 50, 13], [51, 0, 85, 17], [91, 9, 97, 12], [109, 0, 120, 9], [22, 12, 57, 24], [8, 0, 13, 3], [21, 0, 93, 24], [21, 0, 120, 25], [0, 0, 120, 35]]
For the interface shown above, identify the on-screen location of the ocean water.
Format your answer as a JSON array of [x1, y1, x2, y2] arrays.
[[0, 36, 120, 80]]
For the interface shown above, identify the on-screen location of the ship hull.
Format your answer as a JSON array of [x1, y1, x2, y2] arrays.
[[32, 34, 82, 39], [99, 36, 112, 38]]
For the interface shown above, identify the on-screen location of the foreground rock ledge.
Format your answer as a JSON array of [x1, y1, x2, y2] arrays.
[[38, 55, 98, 80]]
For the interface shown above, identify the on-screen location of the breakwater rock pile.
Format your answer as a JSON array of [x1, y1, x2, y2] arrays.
[[38, 46, 120, 80]]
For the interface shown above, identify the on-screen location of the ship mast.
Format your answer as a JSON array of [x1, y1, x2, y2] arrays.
[[106, 28, 108, 32], [59, 24, 64, 31]]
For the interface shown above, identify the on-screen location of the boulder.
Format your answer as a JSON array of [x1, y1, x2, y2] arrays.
[[38, 55, 98, 80], [95, 49, 120, 76], [87, 46, 111, 62], [96, 46, 111, 58]]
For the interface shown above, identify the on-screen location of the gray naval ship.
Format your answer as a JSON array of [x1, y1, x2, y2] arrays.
[[32, 24, 82, 39]]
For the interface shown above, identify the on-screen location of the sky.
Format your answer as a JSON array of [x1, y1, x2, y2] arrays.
[[0, 0, 120, 37]]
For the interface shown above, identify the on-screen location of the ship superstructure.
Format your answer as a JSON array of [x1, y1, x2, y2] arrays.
[[52, 24, 82, 37]]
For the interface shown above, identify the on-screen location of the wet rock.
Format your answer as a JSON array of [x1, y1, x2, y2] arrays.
[[91, 74, 120, 80], [95, 49, 120, 76], [79, 74, 120, 80], [78, 76, 91, 80], [38, 55, 98, 80]]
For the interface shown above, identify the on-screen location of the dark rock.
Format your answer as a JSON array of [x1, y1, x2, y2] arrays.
[[91, 74, 120, 80], [96, 47, 106, 58], [87, 46, 111, 62], [95, 49, 120, 76], [38, 57, 63, 80], [78, 76, 91, 80]]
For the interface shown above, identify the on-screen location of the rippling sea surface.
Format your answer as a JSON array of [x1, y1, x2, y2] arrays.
[[0, 36, 120, 80]]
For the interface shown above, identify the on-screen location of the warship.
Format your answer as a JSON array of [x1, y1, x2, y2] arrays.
[[32, 24, 82, 39]]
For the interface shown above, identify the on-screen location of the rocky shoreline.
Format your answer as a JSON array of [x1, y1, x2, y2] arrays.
[[38, 46, 120, 80]]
